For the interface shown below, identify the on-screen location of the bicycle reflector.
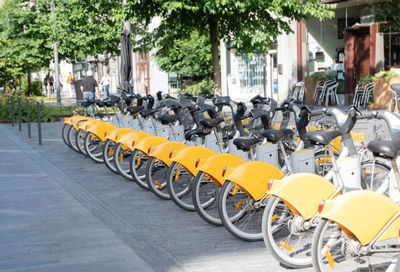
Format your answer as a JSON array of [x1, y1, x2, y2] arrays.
[[267, 180, 274, 191], [318, 200, 325, 213], [148, 146, 152, 154], [104, 131, 107, 137], [169, 150, 173, 159], [132, 140, 135, 147], [222, 167, 227, 177], [195, 159, 200, 168]]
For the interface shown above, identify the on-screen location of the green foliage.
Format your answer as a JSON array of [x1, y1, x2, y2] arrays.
[[127, 0, 335, 54], [372, 71, 400, 82], [22, 78, 43, 96], [0, 0, 124, 84], [126, 0, 335, 93], [358, 75, 373, 85], [0, 93, 56, 123], [374, 0, 400, 47], [154, 31, 212, 76], [184, 78, 214, 95], [306, 71, 337, 84]]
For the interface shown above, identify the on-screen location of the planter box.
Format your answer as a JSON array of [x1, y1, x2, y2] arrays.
[[373, 77, 400, 110]]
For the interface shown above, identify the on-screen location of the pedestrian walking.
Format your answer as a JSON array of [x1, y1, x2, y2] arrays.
[[100, 72, 111, 99], [66, 72, 75, 97], [80, 70, 100, 116]]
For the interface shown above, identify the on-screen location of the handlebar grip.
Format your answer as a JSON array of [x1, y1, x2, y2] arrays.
[[310, 109, 326, 117], [357, 111, 377, 119]]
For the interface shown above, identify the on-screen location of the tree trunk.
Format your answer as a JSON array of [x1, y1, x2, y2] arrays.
[[209, 17, 221, 95]]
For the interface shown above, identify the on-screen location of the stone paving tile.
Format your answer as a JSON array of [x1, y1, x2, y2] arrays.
[[0, 126, 154, 272], [1, 121, 324, 272]]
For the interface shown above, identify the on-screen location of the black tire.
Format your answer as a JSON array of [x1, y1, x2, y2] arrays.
[[218, 180, 264, 241], [129, 149, 150, 190], [75, 128, 88, 155], [192, 171, 222, 226], [67, 125, 80, 153], [103, 139, 119, 174], [145, 156, 170, 199], [113, 143, 133, 180], [62, 123, 71, 147], [262, 196, 313, 268], [311, 219, 399, 272], [84, 132, 105, 163], [167, 161, 195, 211]]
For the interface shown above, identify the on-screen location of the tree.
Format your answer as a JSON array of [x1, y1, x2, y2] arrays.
[[126, 0, 335, 95], [154, 30, 212, 77], [0, 0, 124, 86]]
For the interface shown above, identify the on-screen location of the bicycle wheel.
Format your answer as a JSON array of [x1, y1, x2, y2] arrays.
[[146, 156, 170, 199], [103, 139, 119, 174], [262, 196, 313, 268], [62, 123, 71, 147], [75, 128, 88, 155], [312, 219, 399, 271], [114, 143, 133, 180], [167, 161, 195, 211], [192, 171, 222, 226], [84, 132, 105, 163], [360, 160, 391, 193], [218, 180, 264, 241], [129, 149, 150, 189], [314, 150, 337, 176], [67, 125, 80, 153]]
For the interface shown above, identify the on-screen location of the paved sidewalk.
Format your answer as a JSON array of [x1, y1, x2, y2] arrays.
[[0, 125, 153, 272], [0, 121, 316, 272]]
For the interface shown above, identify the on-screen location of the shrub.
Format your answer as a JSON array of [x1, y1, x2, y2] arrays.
[[372, 71, 400, 82], [0, 93, 55, 123], [358, 75, 373, 85], [183, 78, 214, 95], [22, 78, 43, 96]]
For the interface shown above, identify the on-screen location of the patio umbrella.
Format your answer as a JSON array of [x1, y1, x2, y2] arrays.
[[120, 28, 133, 92]]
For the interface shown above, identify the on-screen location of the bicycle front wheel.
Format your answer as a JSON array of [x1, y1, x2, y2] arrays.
[[84, 132, 105, 163], [75, 128, 88, 155], [67, 125, 80, 153], [103, 139, 118, 173], [312, 219, 399, 272], [146, 156, 170, 199], [192, 171, 222, 226], [262, 196, 313, 268], [62, 123, 71, 147], [129, 149, 150, 190], [114, 143, 133, 180], [218, 180, 264, 241], [167, 161, 195, 211]]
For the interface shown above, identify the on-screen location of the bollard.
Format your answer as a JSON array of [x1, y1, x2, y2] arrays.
[[10, 96, 15, 127], [18, 98, 21, 132], [27, 99, 31, 138], [37, 102, 42, 145]]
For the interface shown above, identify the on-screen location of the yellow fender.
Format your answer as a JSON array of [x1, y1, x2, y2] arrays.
[[116, 131, 149, 151], [105, 128, 135, 142], [87, 122, 117, 142], [170, 146, 216, 176], [196, 154, 246, 186], [267, 173, 337, 220], [224, 161, 285, 201], [319, 190, 400, 246], [133, 136, 169, 156], [76, 119, 102, 131], [149, 141, 188, 166], [64, 115, 91, 125]]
